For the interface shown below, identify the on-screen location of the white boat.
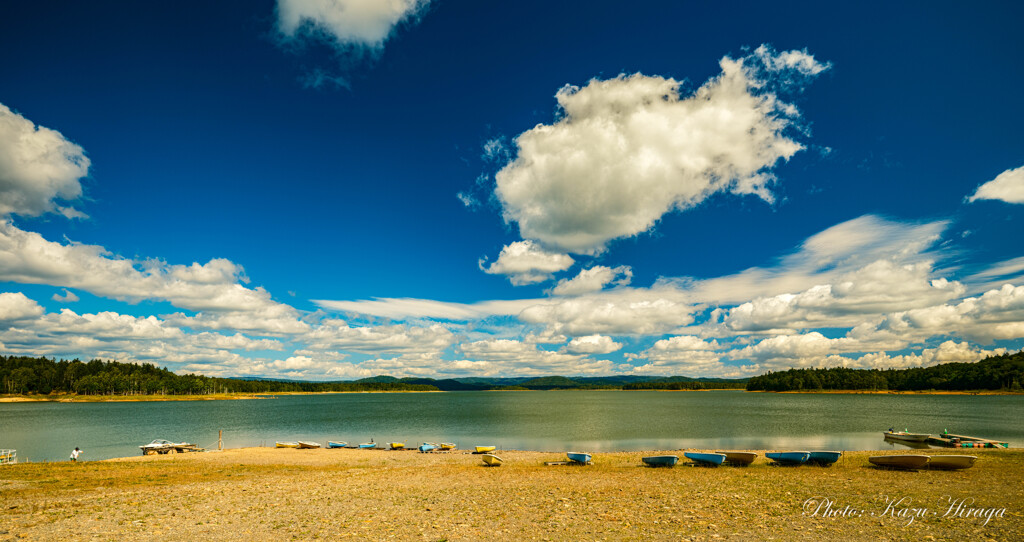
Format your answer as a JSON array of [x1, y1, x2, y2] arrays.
[[869, 454, 929, 470], [883, 430, 930, 442], [140, 439, 200, 455], [297, 441, 321, 449]]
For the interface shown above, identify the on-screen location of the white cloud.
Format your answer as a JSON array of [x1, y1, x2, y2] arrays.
[[0, 103, 89, 218], [493, 45, 828, 254], [0, 222, 307, 335], [276, 0, 430, 49], [550, 265, 632, 296], [312, 296, 538, 320], [51, 288, 79, 303], [480, 240, 574, 285], [519, 286, 695, 336], [561, 334, 623, 355], [304, 318, 455, 354], [624, 336, 736, 377], [967, 165, 1024, 204], [0, 292, 44, 323]]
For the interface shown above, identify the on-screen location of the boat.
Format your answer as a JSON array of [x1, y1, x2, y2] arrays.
[[883, 430, 930, 442], [357, 442, 377, 449], [868, 454, 930, 470], [927, 455, 977, 470], [297, 441, 321, 449], [439, 443, 457, 450], [275, 442, 300, 448], [481, 454, 503, 466], [140, 439, 201, 455], [566, 452, 592, 465], [474, 445, 496, 453], [642, 455, 679, 467], [716, 451, 757, 465], [807, 451, 843, 465], [418, 443, 437, 452], [684, 452, 726, 466], [765, 451, 811, 465], [389, 442, 405, 450], [327, 441, 347, 448]]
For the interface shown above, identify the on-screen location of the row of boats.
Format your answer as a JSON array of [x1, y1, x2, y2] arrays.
[[275, 440, 465, 451]]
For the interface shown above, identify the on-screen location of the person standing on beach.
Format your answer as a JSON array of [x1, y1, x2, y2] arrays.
[[70, 447, 82, 462]]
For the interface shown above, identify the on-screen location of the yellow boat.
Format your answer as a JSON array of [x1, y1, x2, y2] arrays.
[[475, 445, 496, 453], [481, 454, 502, 466], [389, 442, 405, 450], [439, 443, 457, 450], [275, 442, 299, 448]]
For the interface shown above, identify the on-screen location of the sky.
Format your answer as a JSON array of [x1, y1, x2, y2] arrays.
[[1, 0, 1023, 380]]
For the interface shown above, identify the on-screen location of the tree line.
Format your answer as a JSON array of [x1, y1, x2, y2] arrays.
[[0, 355, 437, 396], [746, 350, 1024, 392]]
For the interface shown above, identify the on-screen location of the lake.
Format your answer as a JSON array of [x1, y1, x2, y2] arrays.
[[2, 391, 1022, 462]]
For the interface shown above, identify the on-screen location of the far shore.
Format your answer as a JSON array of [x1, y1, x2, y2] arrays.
[[1, 446, 1020, 540], [2, 387, 1022, 403]]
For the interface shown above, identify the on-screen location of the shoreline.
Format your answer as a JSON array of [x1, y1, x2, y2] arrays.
[[3, 387, 1021, 402], [2, 447, 1019, 540]]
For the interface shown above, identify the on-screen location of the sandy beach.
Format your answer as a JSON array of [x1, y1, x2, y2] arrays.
[[1, 447, 1020, 540]]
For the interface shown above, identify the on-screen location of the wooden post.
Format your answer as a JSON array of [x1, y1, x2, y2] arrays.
[[218, 430, 223, 451]]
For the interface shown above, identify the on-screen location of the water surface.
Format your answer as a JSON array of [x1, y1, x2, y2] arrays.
[[1, 391, 1021, 461]]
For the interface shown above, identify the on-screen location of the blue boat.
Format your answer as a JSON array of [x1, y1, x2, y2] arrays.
[[566, 452, 592, 464], [765, 451, 811, 465], [327, 441, 347, 449], [642, 455, 679, 467], [418, 443, 437, 452], [807, 451, 842, 465], [358, 442, 377, 449], [684, 452, 726, 466]]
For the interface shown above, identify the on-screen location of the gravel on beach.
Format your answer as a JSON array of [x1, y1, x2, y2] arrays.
[[1, 447, 1021, 541]]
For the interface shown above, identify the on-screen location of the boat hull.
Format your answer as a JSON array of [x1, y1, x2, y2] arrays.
[[869, 454, 929, 470], [716, 451, 757, 465], [439, 443, 456, 450], [765, 451, 811, 465], [808, 451, 843, 465], [481, 454, 502, 466], [474, 446, 496, 453], [927, 455, 977, 470], [642, 455, 679, 467], [566, 452, 592, 464], [389, 443, 405, 450], [684, 452, 726, 466], [275, 442, 299, 449], [418, 443, 437, 452], [327, 441, 347, 448], [358, 443, 376, 449], [298, 441, 320, 449]]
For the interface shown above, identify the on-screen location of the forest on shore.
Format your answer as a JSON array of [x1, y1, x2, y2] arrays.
[[1, 350, 1022, 397], [746, 350, 1024, 392]]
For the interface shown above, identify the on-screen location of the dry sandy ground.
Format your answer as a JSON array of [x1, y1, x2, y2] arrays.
[[1, 447, 1021, 541]]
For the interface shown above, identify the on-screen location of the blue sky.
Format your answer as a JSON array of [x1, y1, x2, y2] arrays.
[[1, 0, 1022, 379]]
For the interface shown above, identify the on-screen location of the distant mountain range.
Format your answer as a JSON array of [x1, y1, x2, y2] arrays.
[[230, 374, 749, 391]]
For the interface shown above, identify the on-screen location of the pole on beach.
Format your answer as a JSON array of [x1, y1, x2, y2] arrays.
[[219, 430, 223, 451]]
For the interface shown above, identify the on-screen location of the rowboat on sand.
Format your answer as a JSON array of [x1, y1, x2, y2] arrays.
[[481, 454, 503, 466], [566, 452, 592, 465], [275, 442, 299, 448], [474, 445, 496, 453], [716, 451, 757, 465], [926, 455, 977, 470], [868, 454, 929, 470], [358, 442, 377, 449], [389, 442, 405, 450], [439, 443, 457, 450], [765, 451, 811, 465], [418, 443, 437, 452], [327, 441, 347, 448], [807, 451, 843, 465], [684, 452, 726, 466], [298, 441, 321, 449], [641, 455, 679, 467]]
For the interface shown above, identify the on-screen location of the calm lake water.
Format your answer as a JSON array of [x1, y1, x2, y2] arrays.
[[2, 391, 1022, 462]]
